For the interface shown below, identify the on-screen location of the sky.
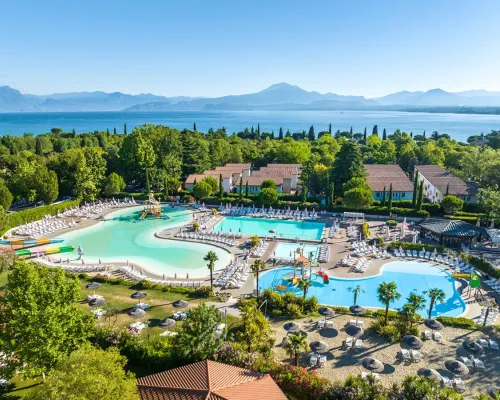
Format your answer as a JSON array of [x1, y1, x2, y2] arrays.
[[1, 0, 499, 98]]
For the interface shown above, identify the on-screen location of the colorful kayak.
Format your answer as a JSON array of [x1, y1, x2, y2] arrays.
[[16, 245, 74, 257], [0, 238, 64, 246]]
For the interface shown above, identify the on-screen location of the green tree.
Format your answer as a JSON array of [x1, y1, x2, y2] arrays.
[[201, 176, 218, 193], [381, 186, 386, 207], [124, 123, 127, 134], [0, 183, 13, 211], [332, 140, 364, 189], [441, 195, 464, 215], [25, 346, 139, 400], [245, 181, 249, 197], [342, 177, 370, 193], [261, 179, 276, 189], [377, 281, 401, 325], [259, 187, 279, 205], [388, 183, 393, 210], [423, 288, 446, 319], [416, 181, 424, 210], [279, 127, 284, 140], [0, 261, 93, 379], [382, 128, 387, 140], [176, 303, 223, 362], [237, 301, 274, 352], [283, 332, 308, 366], [372, 125, 378, 136], [193, 181, 212, 199], [204, 250, 219, 291], [478, 186, 500, 220], [308, 125, 315, 141], [34, 167, 59, 205], [251, 259, 266, 297], [328, 123, 332, 134], [343, 187, 373, 209], [347, 285, 365, 306], [301, 279, 312, 305], [103, 172, 126, 196], [193, 122, 197, 131], [412, 171, 419, 208], [218, 173, 224, 197], [328, 182, 335, 208], [239, 177, 243, 199]]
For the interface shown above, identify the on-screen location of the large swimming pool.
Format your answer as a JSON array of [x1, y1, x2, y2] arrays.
[[259, 261, 466, 317], [274, 242, 320, 261], [214, 216, 324, 241], [51, 206, 232, 277]]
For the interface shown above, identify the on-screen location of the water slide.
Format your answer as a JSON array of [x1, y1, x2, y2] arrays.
[[16, 245, 75, 257], [452, 274, 471, 278], [0, 238, 64, 246]]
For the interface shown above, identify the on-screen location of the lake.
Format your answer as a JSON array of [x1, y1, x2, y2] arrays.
[[1, 110, 499, 142]]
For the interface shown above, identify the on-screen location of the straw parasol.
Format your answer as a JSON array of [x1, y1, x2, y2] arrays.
[[487, 388, 499, 399], [160, 318, 177, 329], [173, 300, 189, 309], [362, 357, 384, 373], [403, 335, 424, 349], [283, 322, 301, 334], [462, 340, 484, 354], [319, 307, 335, 320], [128, 308, 146, 318], [86, 282, 101, 290], [445, 360, 469, 376], [349, 305, 365, 315], [424, 319, 444, 331], [88, 297, 105, 307], [309, 341, 329, 354], [417, 368, 442, 381], [345, 324, 363, 338]]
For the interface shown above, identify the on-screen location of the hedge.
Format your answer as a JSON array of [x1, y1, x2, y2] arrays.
[[1, 199, 81, 236], [445, 215, 478, 223], [331, 205, 430, 218], [461, 253, 500, 279], [389, 241, 446, 253]]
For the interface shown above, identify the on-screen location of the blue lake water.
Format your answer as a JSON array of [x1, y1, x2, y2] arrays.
[[214, 216, 325, 241], [258, 261, 466, 317], [1, 110, 499, 142]]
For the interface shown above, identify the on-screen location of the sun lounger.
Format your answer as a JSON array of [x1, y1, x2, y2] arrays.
[[441, 376, 453, 388], [472, 357, 485, 370], [453, 378, 466, 392], [412, 250, 418, 257], [478, 338, 488, 347], [433, 331, 442, 343], [459, 356, 473, 367], [356, 321, 364, 328], [410, 349, 421, 362], [309, 353, 318, 367], [318, 355, 327, 367], [355, 339, 363, 350], [424, 330, 432, 340], [317, 320, 325, 329], [489, 340, 499, 350], [344, 337, 353, 349], [326, 320, 334, 329], [398, 349, 411, 362]]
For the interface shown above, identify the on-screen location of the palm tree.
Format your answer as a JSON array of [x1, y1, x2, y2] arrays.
[[204, 251, 218, 290], [347, 285, 365, 306], [406, 293, 425, 329], [376, 281, 401, 325], [301, 279, 313, 302], [251, 259, 266, 297], [399, 304, 414, 337], [423, 288, 446, 319], [283, 332, 308, 366]]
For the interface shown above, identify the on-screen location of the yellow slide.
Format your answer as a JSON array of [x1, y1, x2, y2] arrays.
[[140, 212, 147, 219], [452, 274, 470, 278]]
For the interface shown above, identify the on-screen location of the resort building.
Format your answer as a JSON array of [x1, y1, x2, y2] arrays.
[[136, 360, 287, 400], [419, 218, 486, 247], [185, 163, 251, 193], [235, 176, 284, 194], [415, 165, 479, 204], [251, 164, 301, 194], [363, 164, 414, 202]]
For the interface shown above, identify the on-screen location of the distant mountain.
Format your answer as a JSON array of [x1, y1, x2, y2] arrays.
[[2, 83, 500, 113]]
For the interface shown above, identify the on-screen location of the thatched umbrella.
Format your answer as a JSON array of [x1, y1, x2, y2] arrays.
[[487, 388, 499, 399], [345, 324, 363, 338], [417, 368, 442, 382], [309, 341, 329, 354], [424, 319, 444, 331], [403, 335, 424, 350], [88, 297, 105, 307], [319, 307, 335, 320], [131, 291, 147, 306], [128, 308, 146, 318], [173, 300, 189, 309], [362, 357, 384, 373], [349, 305, 366, 324], [462, 340, 484, 354], [283, 322, 301, 334], [86, 282, 101, 295], [160, 318, 177, 329], [445, 360, 469, 376]]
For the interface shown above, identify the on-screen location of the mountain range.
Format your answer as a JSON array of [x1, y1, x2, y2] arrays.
[[2, 83, 500, 113]]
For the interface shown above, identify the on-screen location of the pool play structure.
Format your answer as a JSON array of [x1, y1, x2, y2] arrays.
[[137, 192, 169, 219], [52, 206, 231, 277], [0, 238, 64, 246], [16, 245, 74, 257], [259, 261, 467, 317], [274, 242, 320, 261], [214, 216, 325, 241]]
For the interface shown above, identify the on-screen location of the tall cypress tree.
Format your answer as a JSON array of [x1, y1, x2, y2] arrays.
[[381, 186, 386, 207], [72, 128, 76, 135], [329, 182, 335, 208], [245, 181, 249, 197], [257, 123, 260, 136], [308, 125, 315, 141], [388, 183, 393, 210], [328, 123, 332, 134], [423, 130, 426, 139], [286, 129, 291, 137], [363, 127, 367, 141], [412, 171, 419, 208], [416, 181, 424, 210], [445, 183, 449, 196], [193, 122, 197, 131], [279, 127, 284, 140], [219, 174, 223, 197], [410, 132, 413, 138], [124, 123, 127, 134], [239, 177, 243, 199], [382, 128, 387, 140], [113, 127, 117, 135], [145, 169, 150, 193], [106, 128, 109, 135], [350, 126, 353, 136], [372, 125, 378, 136]]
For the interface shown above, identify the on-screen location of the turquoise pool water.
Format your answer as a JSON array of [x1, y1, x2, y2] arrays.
[[274, 242, 320, 261], [259, 261, 466, 317], [214, 217, 324, 240], [52, 206, 231, 277]]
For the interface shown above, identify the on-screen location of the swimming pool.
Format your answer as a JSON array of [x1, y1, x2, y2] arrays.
[[214, 217, 325, 241], [52, 206, 232, 277], [259, 261, 466, 317], [274, 242, 320, 261]]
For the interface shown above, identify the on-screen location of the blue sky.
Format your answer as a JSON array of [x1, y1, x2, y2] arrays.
[[1, 0, 499, 97]]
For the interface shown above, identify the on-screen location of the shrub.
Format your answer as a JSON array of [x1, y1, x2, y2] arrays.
[[270, 309, 283, 317], [303, 296, 319, 314], [285, 302, 303, 319], [445, 215, 478, 223], [389, 241, 446, 253], [370, 318, 401, 342], [362, 222, 370, 238], [437, 316, 479, 330], [461, 253, 500, 279], [181, 194, 195, 204], [137, 279, 155, 289], [386, 219, 397, 227], [416, 209, 430, 219]]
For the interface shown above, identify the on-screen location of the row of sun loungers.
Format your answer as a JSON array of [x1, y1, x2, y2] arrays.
[[317, 245, 330, 262], [175, 231, 239, 246], [219, 205, 319, 220], [118, 266, 203, 287], [214, 260, 249, 289], [344, 337, 363, 350], [250, 240, 269, 257], [398, 348, 421, 362], [15, 215, 76, 238], [484, 277, 500, 296], [423, 330, 442, 342], [309, 353, 327, 367], [478, 338, 499, 350], [195, 214, 218, 230], [35, 258, 108, 273], [478, 307, 499, 326]]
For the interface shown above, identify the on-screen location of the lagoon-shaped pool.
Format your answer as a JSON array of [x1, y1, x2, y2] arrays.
[[259, 261, 466, 317], [52, 206, 232, 277]]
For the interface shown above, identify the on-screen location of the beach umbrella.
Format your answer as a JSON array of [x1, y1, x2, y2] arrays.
[[160, 318, 177, 329], [131, 291, 147, 299], [362, 357, 384, 373], [403, 335, 424, 349], [173, 300, 189, 309], [309, 341, 329, 353], [462, 340, 484, 354], [318, 307, 336, 320], [128, 308, 146, 318], [424, 319, 444, 331], [445, 360, 469, 376], [88, 297, 105, 307], [487, 388, 499, 399], [349, 305, 366, 324], [86, 282, 101, 290], [417, 368, 442, 382], [345, 324, 363, 337], [283, 322, 301, 333]]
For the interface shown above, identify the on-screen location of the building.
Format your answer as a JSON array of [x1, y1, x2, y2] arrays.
[[235, 176, 284, 194], [415, 165, 479, 204], [251, 164, 301, 194], [136, 360, 287, 400], [419, 218, 486, 247], [185, 163, 251, 193], [363, 164, 414, 202]]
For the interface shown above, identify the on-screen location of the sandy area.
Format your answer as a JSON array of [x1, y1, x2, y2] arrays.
[[271, 314, 499, 399]]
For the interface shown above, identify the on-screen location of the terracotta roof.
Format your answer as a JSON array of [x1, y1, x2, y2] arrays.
[[242, 176, 283, 186], [415, 165, 478, 196], [224, 163, 251, 169], [363, 164, 413, 192], [203, 170, 233, 179], [137, 360, 286, 400]]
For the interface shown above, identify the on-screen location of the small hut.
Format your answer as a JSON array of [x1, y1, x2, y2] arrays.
[[419, 218, 486, 247]]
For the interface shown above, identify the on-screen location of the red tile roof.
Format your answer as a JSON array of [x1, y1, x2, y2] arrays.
[[363, 164, 413, 192], [242, 176, 284, 186], [137, 360, 286, 400]]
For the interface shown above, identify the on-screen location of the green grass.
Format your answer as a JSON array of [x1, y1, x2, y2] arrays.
[[1, 376, 42, 399]]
